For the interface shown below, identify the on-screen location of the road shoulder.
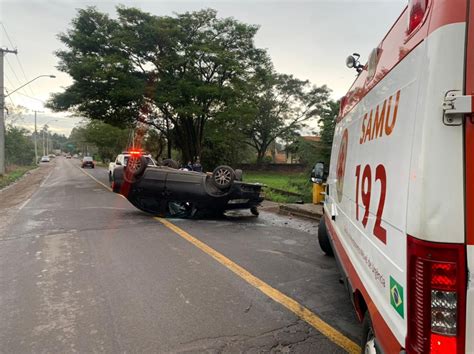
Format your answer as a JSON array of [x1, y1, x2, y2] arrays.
[[0, 163, 55, 237]]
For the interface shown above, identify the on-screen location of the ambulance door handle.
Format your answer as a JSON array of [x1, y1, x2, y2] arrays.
[[442, 90, 473, 126]]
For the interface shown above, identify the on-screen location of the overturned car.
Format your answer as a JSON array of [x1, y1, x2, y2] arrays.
[[111, 156, 263, 218]]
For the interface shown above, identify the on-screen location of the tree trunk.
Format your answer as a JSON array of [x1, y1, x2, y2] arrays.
[[256, 148, 266, 165]]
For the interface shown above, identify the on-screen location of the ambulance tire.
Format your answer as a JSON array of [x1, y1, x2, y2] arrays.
[[361, 312, 377, 354], [318, 218, 334, 256]]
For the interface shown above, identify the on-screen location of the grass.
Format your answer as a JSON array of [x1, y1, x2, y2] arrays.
[[243, 171, 312, 203], [0, 165, 37, 190]]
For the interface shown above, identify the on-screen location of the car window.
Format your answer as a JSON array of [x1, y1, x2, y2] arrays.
[[84, 157, 93, 161]]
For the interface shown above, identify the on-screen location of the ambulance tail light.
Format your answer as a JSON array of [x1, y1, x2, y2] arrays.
[[406, 236, 466, 354], [407, 0, 428, 34]]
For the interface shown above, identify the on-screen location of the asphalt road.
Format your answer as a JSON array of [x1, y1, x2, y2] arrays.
[[0, 157, 360, 353]]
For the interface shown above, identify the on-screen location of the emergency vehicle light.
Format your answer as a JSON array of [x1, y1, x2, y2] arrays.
[[407, 0, 428, 34], [406, 236, 466, 354]]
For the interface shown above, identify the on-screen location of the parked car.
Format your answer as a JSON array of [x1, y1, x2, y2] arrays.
[[108, 151, 158, 183], [40, 156, 50, 163], [111, 156, 263, 218], [66, 154, 72, 159], [81, 156, 95, 168]]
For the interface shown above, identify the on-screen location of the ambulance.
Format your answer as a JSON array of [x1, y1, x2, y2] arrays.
[[318, 0, 474, 352]]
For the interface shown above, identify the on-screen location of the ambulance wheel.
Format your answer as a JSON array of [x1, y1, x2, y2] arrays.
[[318, 218, 334, 256], [361, 312, 377, 354]]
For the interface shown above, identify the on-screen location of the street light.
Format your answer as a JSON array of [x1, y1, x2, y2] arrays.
[[5, 75, 56, 97]]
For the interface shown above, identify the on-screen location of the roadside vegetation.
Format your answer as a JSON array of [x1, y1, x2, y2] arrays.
[[244, 171, 312, 203], [46, 7, 338, 171], [0, 165, 36, 190]]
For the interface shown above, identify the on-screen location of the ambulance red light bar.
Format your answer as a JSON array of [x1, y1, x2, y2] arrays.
[[406, 236, 466, 354], [407, 0, 428, 34]]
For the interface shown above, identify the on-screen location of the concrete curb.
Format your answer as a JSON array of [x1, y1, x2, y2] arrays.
[[278, 204, 322, 221]]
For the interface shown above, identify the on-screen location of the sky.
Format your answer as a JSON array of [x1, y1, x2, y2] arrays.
[[1, 0, 407, 136]]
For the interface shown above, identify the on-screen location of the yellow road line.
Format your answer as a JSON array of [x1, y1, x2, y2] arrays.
[[78, 164, 360, 352], [76, 166, 112, 191], [156, 217, 361, 354]]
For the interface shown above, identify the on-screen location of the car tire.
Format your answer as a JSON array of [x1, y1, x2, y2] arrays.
[[124, 155, 147, 183], [250, 207, 259, 216], [361, 312, 378, 354], [235, 169, 243, 181], [162, 159, 179, 169], [212, 165, 235, 190], [318, 218, 334, 256]]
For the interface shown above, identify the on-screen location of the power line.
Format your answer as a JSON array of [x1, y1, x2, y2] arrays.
[[8, 90, 47, 103], [1, 23, 35, 96], [4, 72, 14, 87], [5, 56, 32, 98]]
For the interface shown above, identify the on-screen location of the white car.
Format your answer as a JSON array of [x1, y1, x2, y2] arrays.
[[40, 156, 50, 163], [108, 151, 157, 183]]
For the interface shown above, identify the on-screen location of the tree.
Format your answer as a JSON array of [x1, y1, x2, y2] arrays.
[[5, 125, 35, 166], [317, 100, 339, 165], [77, 121, 130, 161], [241, 67, 331, 164], [47, 7, 267, 163]]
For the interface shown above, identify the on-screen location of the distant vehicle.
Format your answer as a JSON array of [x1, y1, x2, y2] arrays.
[[73, 154, 79, 159], [66, 154, 72, 159], [40, 156, 50, 163], [112, 156, 262, 217], [81, 156, 95, 169], [48, 154, 56, 159], [318, 2, 474, 353], [108, 151, 158, 183]]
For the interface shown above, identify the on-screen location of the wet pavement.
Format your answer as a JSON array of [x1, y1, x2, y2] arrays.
[[0, 157, 361, 353]]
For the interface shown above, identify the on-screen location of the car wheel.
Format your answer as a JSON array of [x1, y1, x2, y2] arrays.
[[361, 312, 378, 354], [250, 207, 259, 216], [212, 165, 235, 190], [318, 218, 334, 256], [162, 159, 179, 169], [235, 169, 243, 181], [124, 155, 147, 183]]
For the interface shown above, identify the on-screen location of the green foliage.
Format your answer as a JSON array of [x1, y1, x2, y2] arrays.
[[200, 114, 253, 170], [317, 100, 339, 165], [5, 125, 35, 165], [242, 67, 332, 164], [0, 165, 36, 189], [69, 121, 130, 161], [48, 7, 267, 163], [243, 171, 312, 203]]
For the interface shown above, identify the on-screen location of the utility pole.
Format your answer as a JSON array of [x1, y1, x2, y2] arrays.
[[42, 128, 45, 156], [33, 111, 41, 164], [0, 47, 18, 176]]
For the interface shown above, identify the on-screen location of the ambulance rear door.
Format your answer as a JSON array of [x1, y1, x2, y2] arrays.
[[464, 1, 474, 351]]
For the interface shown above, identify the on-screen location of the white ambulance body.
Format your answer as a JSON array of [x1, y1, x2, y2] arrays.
[[321, 0, 474, 353]]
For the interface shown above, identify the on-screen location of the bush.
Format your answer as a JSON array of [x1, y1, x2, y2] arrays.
[[5, 125, 35, 166]]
